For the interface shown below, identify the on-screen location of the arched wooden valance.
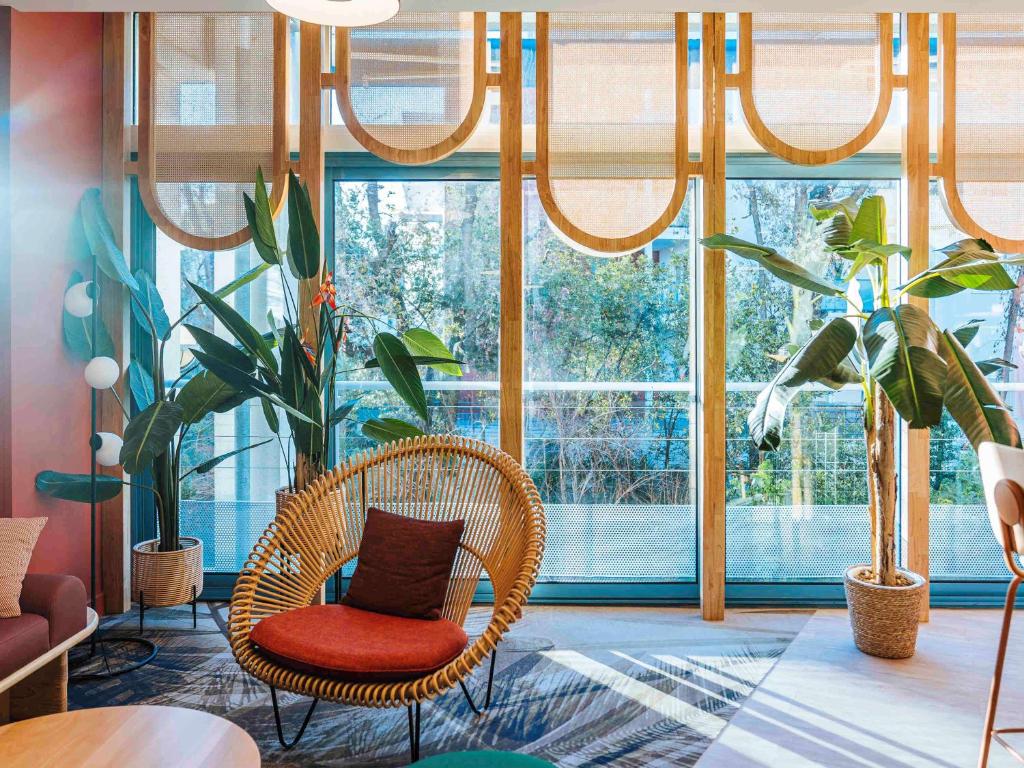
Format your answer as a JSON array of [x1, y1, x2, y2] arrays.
[[737, 13, 893, 166], [138, 12, 288, 252], [939, 14, 1024, 254], [535, 12, 688, 254], [332, 12, 488, 165]]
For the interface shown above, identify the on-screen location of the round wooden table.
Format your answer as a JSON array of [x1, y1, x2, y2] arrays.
[[0, 705, 260, 768]]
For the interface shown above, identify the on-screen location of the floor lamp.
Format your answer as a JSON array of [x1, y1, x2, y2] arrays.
[[64, 255, 157, 681]]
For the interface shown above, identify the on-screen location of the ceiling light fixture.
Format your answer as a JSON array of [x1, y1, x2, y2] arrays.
[[266, 0, 400, 28]]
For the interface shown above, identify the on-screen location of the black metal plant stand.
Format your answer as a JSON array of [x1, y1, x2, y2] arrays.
[[138, 585, 197, 634], [69, 256, 157, 682]]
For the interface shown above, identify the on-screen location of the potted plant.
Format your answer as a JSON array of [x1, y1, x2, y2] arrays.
[[189, 169, 460, 506], [37, 189, 277, 609], [702, 194, 1022, 658]]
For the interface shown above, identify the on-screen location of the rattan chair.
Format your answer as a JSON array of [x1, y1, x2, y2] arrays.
[[978, 441, 1024, 767], [229, 435, 545, 760]]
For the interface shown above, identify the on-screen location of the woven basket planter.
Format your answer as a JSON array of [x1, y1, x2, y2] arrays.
[[844, 565, 926, 659], [276, 487, 298, 517], [131, 537, 203, 608]]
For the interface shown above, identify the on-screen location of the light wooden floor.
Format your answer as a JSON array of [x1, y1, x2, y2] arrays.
[[696, 608, 1024, 768]]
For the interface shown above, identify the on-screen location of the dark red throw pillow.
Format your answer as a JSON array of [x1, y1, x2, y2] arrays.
[[342, 507, 464, 620]]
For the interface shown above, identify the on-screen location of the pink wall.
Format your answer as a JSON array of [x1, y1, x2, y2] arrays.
[[6, 12, 103, 593]]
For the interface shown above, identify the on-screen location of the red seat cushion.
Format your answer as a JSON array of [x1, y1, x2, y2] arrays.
[[250, 604, 469, 683]]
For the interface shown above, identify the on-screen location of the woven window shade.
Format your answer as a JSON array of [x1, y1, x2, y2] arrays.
[[942, 14, 1024, 251], [537, 13, 687, 252], [740, 13, 892, 164], [139, 13, 285, 251], [334, 12, 486, 164]]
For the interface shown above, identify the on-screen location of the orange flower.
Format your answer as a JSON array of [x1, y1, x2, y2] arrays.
[[301, 337, 316, 366], [311, 271, 337, 311]]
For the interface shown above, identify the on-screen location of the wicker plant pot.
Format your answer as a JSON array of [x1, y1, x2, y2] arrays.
[[844, 565, 926, 659], [276, 487, 298, 516], [131, 537, 203, 608]]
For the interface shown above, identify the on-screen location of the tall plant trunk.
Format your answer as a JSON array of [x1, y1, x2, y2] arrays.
[[294, 452, 313, 494], [867, 387, 898, 586], [154, 451, 178, 553]]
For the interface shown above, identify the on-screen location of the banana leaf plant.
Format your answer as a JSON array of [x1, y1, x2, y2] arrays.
[[188, 169, 462, 493], [37, 189, 276, 552], [702, 194, 1022, 587]]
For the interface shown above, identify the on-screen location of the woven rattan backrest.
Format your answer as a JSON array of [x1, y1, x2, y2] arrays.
[[333, 12, 488, 165], [138, 12, 287, 251], [940, 14, 1024, 253], [738, 13, 893, 165], [245, 436, 544, 628], [535, 12, 688, 253]]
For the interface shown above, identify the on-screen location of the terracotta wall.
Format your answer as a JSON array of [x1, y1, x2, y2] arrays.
[[2, 12, 104, 595]]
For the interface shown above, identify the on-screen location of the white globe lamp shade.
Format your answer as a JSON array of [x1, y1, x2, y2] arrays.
[[63, 281, 95, 318], [84, 357, 121, 390], [265, 0, 400, 27], [92, 432, 123, 467]]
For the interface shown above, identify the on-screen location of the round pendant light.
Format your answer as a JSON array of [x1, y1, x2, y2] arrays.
[[265, 0, 400, 27]]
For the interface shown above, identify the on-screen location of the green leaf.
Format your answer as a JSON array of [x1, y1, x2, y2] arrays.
[[976, 357, 1018, 376], [120, 400, 184, 474], [952, 319, 985, 348], [129, 269, 171, 340], [361, 417, 426, 444], [748, 318, 858, 451], [365, 354, 466, 370], [286, 171, 321, 280], [260, 398, 280, 434], [176, 370, 249, 424], [700, 234, 845, 298], [373, 332, 429, 423], [938, 331, 1021, 449], [185, 323, 255, 374], [62, 272, 114, 361], [329, 398, 360, 428], [181, 439, 272, 479], [818, 360, 863, 390], [901, 239, 1016, 298], [849, 195, 887, 246], [243, 167, 281, 267], [128, 360, 155, 411], [401, 329, 463, 376], [213, 262, 271, 298], [863, 304, 947, 428], [80, 189, 137, 290], [190, 348, 316, 426], [35, 471, 123, 503], [188, 281, 277, 374]]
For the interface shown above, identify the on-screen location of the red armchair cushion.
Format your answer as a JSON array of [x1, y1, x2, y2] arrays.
[[0, 614, 49, 680], [19, 574, 87, 647], [250, 604, 468, 683], [342, 507, 464, 620]]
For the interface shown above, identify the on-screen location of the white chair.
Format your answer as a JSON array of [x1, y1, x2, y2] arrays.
[[977, 441, 1024, 767]]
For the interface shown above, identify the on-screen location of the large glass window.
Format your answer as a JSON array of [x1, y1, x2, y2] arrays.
[[523, 181, 696, 583], [928, 182, 1019, 581], [332, 178, 501, 459], [724, 177, 899, 583], [154, 225, 292, 573]]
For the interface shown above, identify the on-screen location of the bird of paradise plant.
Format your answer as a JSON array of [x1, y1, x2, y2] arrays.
[[188, 169, 461, 494]]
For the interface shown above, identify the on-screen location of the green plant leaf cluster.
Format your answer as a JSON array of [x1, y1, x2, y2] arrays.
[[701, 194, 1022, 454]]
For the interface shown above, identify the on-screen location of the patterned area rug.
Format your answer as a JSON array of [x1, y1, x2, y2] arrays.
[[68, 604, 806, 767]]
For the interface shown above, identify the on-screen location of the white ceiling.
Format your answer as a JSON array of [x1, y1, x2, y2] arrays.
[[11, 0, 1024, 11]]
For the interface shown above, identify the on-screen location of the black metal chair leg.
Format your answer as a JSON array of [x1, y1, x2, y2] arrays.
[[485, 648, 497, 709], [458, 648, 497, 715], [407, 701, 421, 762], [270, 686, 319, 750]]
